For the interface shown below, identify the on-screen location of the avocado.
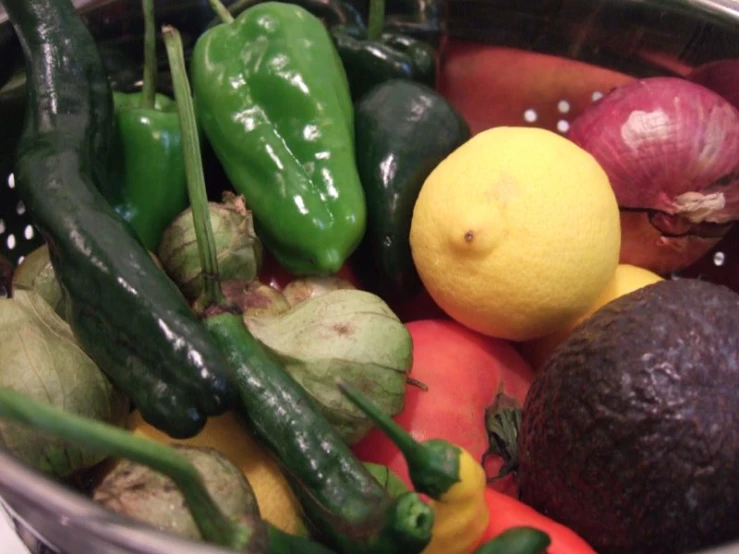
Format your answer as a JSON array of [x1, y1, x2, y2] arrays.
[[517, 278, 739, 554]]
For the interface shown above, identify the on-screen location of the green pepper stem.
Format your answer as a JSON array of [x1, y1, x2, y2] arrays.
[[208, 0, 235, 24], [367, 0, 386, 41], [339, 380, 461, 499], [139, 0, 157, 109], [0, 388, 251, 549], [338, 380, 427, 470], [162, 25, 226, 310]]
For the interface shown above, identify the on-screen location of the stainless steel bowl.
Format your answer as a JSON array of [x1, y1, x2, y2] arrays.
[[0, 1, 738, 552]]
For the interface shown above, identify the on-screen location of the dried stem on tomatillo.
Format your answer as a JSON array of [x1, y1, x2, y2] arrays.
[[0, 388, 253, 549], [208, 0, 235, 24], [139, 0, 157, 109], [367, 0, 386, 41], [162, 25, 226, 310]]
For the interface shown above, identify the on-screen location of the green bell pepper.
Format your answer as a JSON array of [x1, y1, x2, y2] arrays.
[[110, 92, 188, 251], [192, 0, 366, 276], [108, 0, 188, 252]]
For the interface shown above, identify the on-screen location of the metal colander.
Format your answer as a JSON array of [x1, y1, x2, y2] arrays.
[[0, 0, 738, 553]]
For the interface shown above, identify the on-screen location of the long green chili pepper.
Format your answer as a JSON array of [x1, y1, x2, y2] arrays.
[[366, 0, 385, 40], [163, 22, 434, 554], [2, 0, 235, 440]]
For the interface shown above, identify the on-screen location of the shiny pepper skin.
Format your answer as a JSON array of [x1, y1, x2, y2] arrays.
[[191, 2, 366, 276]]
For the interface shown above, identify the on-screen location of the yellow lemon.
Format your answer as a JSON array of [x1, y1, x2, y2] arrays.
[[127, 410, 305, 536], [409, 126, 621, 341], [521, 264, 664, 369]]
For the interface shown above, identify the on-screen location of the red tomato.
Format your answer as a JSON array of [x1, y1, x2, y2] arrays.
[[479, 488, 596, 554], [352, 319, 534, 496]]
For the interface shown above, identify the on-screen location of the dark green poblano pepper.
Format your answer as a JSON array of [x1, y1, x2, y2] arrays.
[[191, 0, 366, 276], [330, 0, 437, 102]]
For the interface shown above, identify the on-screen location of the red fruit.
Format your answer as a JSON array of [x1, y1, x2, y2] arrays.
[[352, 319, 534, 496]]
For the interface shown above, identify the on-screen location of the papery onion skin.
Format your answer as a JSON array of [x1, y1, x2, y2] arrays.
[[568, 77, 739, 274]]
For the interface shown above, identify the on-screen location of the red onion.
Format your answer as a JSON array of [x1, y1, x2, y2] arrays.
[[568, 77, 739, 275], [689, 59, 739, 109]]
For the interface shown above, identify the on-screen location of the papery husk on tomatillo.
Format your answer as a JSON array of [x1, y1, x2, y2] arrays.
[[158, 193, 262, 300], [244, 289, 412, 444], [0, 290, 129, 477]]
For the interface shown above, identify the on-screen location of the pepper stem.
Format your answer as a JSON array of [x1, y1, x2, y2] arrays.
[[208, 0, 235, 24], [338, 380, 425, 462], [0, 388, 252, 549], [162, 25, 226, 310], [367, 0, 386, 41], [338, 380, 460, 499], [139, 0, 157, 109]]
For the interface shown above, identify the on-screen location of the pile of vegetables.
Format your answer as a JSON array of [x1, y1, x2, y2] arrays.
[[0, 0, 737, 553]]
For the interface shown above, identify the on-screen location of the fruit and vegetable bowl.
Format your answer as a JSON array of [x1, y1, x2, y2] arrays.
[[0, 0, 737, 553]]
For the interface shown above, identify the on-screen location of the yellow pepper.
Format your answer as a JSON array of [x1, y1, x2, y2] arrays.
[[423, 448, 490, 554], [339, 381, 490, 554]]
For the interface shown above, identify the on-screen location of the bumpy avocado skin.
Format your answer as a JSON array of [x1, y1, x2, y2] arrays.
[[518, 279, 739, 554]]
